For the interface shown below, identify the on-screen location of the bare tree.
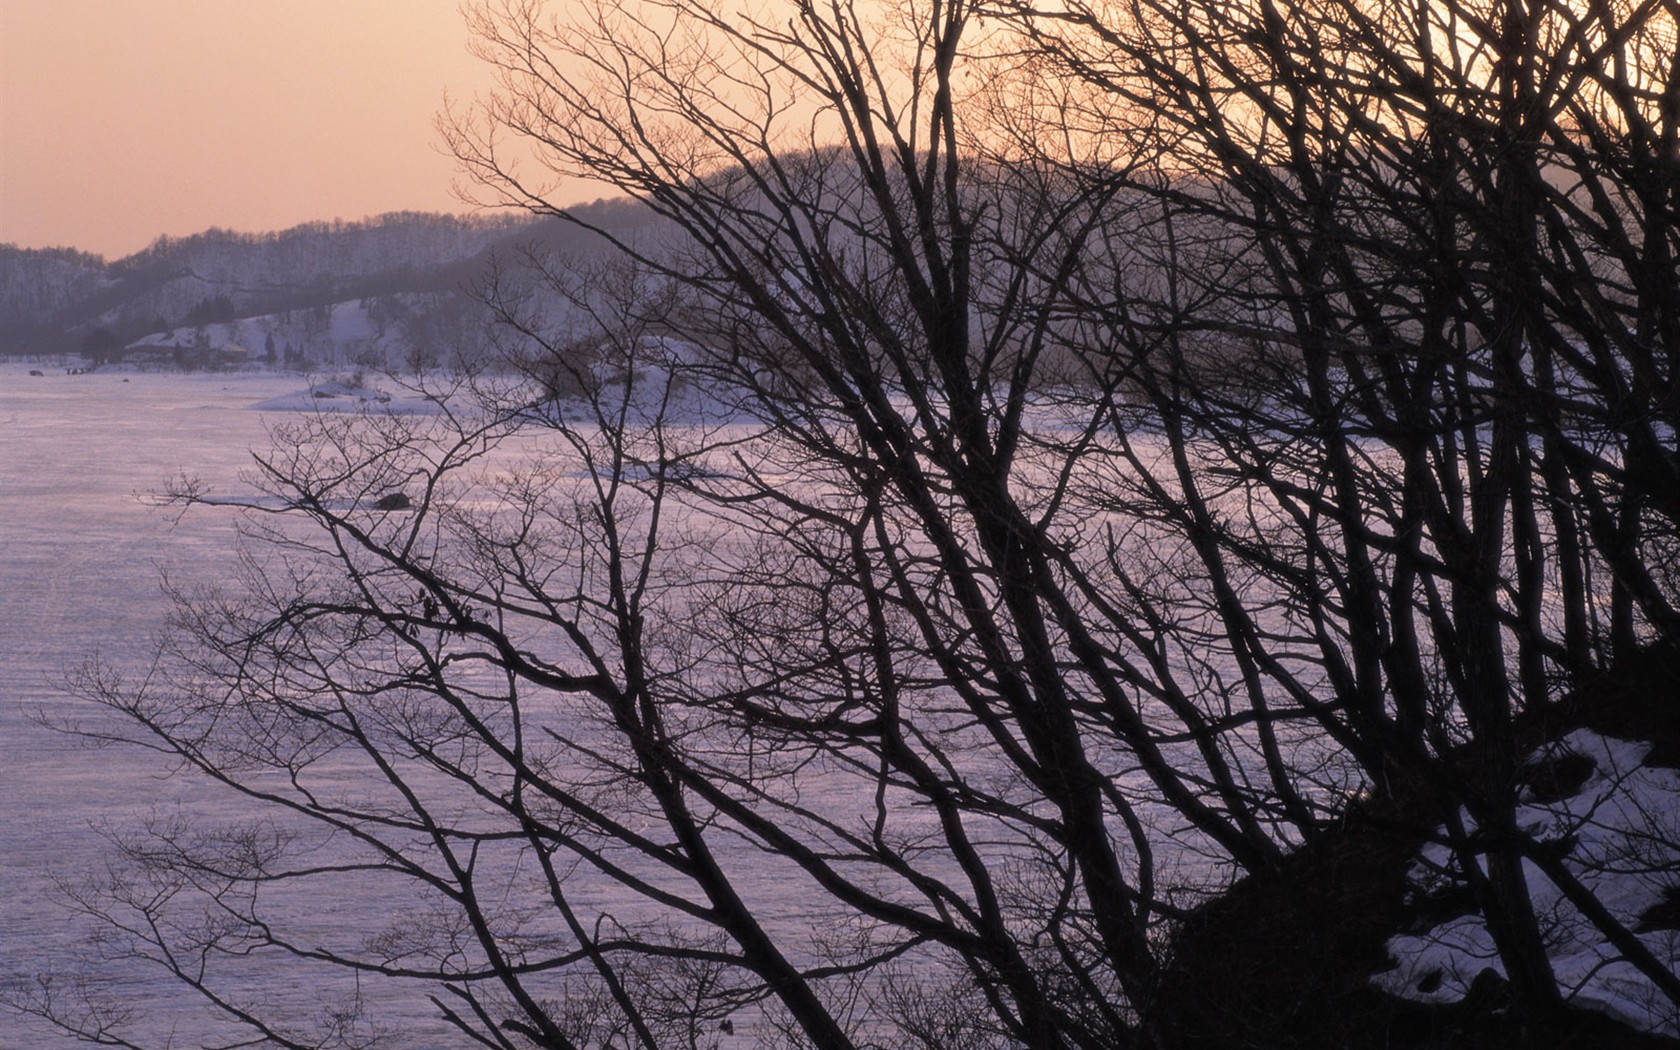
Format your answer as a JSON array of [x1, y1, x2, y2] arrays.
[[10, 0, 1678, 1047], [1003, 0, 1680, 1030]]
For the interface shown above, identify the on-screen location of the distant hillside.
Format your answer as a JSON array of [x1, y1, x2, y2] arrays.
[[0, 246, 115, 341], [1, 200, 670, 366], [1, 212, 531, 357]]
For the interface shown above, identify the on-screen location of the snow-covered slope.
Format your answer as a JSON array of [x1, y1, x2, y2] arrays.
[[1377, 729, 1680, 1036]]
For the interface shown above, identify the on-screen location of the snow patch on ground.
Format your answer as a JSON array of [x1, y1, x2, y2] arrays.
[[249, 377, 439, 415], [1376, 729, 1680, 1035]]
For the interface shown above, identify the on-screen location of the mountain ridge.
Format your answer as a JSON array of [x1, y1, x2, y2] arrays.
[[0, 199, 660, 361]]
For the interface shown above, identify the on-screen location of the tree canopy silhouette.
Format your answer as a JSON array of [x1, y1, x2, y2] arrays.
[[12, 0, 1678, 1046]]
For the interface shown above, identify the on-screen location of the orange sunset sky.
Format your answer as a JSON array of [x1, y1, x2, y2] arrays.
[[0, 1, 556, 260]]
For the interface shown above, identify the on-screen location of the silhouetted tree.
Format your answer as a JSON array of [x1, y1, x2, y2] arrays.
[[10, 0, 1676, 1046], [79, 326, 123, 365]]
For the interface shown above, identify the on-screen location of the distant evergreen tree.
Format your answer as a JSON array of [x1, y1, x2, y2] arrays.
[[185, 295, 236, 326], [79, 327, 122, 365]]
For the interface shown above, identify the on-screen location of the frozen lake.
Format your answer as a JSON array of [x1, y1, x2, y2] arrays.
[[1, 367, 909, 1047], [0, 368, 448, 1045], [0, 366, 1258, 1046], [0, 365, 1347, 1047], [8, 365, 1672, 1045]]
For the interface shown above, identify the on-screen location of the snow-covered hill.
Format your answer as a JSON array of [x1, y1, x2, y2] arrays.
[[117, 293, 489, 372], [2, 199, 665, 365], [0, 213, 530, 359], [1378, 729, 1680, 1037]]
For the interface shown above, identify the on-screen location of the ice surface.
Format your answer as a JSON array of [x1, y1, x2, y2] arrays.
[[7, 365, 1672, 1044], [0, 367, 457, 1045]]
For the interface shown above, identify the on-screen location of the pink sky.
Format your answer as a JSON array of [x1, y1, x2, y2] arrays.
[[0, 1, 547, 259]]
